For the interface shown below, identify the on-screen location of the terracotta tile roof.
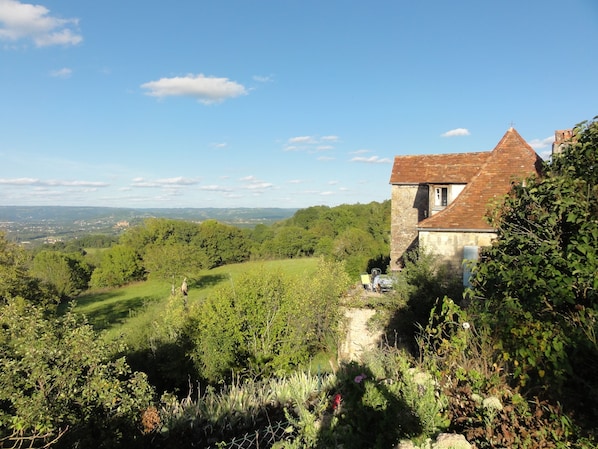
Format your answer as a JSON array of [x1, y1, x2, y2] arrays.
[[418, 128, 544, 230], [389, 152, 490, 184]]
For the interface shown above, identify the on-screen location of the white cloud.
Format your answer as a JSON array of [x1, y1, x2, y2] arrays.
[[528, 136, 554, 150], [0, 177, 107, 187], [253, 74, 273, 83], [288, 136, 313, 144], [200, 184, 233, 192], [0, 177, 37, 185], [239, 175, 273, 191], [50, 67, 71, 78], [0, 0, 82, 47], [155, 177, 198, 185], [284, 135, 339, 153], [350, 155, 392, 164], [131, 177, 199, 188], [141, 73, 247, 104], [441, 128, 471, 137], [246, 182, 273, 190]]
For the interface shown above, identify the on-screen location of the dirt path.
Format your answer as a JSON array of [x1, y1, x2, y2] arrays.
[[338, 307, 383, 363]]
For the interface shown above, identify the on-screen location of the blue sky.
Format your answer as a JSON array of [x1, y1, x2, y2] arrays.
[[1, 0, 597, 209]]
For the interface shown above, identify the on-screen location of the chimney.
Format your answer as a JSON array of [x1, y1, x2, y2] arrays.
[[552, 129, 573, 155]]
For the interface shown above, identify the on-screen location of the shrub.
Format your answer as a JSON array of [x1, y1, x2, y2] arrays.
[[0, 298, 154, 448]]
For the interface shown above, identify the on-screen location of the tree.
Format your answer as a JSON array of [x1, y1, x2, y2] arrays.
[[0, 233, 55, 305], [195, 220, 251, 268], [142, 241, 206, 281], [470, 117, 598, 414], [30, 250, 91, 299], [188, 259, 351, 382], [90, 244, 144, 288], [0, 299, 154, 448], [262, 226, 316, 259]]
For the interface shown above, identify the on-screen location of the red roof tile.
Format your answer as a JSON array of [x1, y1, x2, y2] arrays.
[[418, 128, 543, 230], [389, 152, 490, 184]]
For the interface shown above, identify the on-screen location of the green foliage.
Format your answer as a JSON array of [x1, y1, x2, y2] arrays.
[[0, 233, 56, 305], [257, 201, 391, 274], [30, 250, 92, 299], [187, 259, 350, 382], [119, 217, 251, 276], [196, 219, 252, 268], [417, 296, 589, 448], [0, 299, 154, 448], [260, 226, 316, 258], [90, 244, 145, 288], [142, 241, 206, 280], [383, 249, 463, 350], [470, 117, 598, 418]]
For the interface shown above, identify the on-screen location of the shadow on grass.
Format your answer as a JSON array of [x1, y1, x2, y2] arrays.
[[127, 341, 196, 397], [191, 273, 229, 289], [81, 295, 159, 330], [315, 362, 422, 449], [141, 361, 423, 449], [62, 289, 162, 331]]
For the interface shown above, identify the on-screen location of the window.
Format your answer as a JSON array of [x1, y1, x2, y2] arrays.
[[435, 187, 448, 207]]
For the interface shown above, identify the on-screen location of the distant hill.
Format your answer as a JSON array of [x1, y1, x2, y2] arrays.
[[0, 206, 297, 244]]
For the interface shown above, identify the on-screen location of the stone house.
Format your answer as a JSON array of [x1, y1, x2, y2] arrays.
[[388, 128, 544, 280]]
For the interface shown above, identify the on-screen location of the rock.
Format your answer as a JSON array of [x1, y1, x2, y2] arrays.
[[432, 433, 472, 449]]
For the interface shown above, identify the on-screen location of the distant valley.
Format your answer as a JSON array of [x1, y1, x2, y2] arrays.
[[0, 206, 297, 245]]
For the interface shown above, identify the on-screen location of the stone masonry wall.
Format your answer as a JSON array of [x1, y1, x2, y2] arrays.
[[390, 184, 428, 271], [419, 230, 496, 272]]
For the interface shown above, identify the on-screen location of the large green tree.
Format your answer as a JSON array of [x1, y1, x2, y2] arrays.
[[89, 244, 145, 288], [195, 219, 251, 268], [0, 233, 55, 305], [30, 250, 91, 299], [471, 117, 598, 414]]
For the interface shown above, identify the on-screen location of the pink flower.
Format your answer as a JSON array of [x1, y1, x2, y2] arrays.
[[354, 373, 367, 383]]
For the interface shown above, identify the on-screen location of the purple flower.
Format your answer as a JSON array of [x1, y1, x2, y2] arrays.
[[354, 373, 367, 383]]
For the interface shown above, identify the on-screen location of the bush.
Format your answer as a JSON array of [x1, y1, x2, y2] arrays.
[[186, 258, 350, 383], [0, 299, 154, 448]]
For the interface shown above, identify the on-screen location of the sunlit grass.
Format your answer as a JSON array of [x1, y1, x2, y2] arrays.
[[68, 257, 320, 343]]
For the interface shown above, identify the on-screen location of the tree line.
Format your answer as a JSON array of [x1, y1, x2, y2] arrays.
[[25, 201, 390, 300]]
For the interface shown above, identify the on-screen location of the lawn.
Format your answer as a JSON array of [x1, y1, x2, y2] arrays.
[[68, 257, 321, 343]]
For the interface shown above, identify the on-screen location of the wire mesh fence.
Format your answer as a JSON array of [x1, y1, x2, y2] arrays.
[[208, 420, 296, 449]]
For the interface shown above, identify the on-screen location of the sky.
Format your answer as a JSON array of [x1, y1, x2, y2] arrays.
[[1, 0, 597, 210]]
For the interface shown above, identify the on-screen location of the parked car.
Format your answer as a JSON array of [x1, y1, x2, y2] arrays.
[[361, 268, 394, 293], [373, 273, 394, 293]]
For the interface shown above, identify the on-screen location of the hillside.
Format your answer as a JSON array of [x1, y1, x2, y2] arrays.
[[0, 205, 297, 244]]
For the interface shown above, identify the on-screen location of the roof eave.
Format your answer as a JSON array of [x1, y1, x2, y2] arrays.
[[417, 227, 497, 233]]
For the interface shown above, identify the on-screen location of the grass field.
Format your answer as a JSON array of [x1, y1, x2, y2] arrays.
[[69, 257, 321, 343]]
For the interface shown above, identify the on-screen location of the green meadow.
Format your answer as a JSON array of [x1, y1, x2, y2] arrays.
[[68, 257, 321, 343]]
